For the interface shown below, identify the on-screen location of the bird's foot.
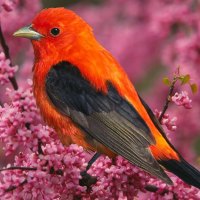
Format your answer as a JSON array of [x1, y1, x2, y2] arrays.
[[79, 171, 97, 187]]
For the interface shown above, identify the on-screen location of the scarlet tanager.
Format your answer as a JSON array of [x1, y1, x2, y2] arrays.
[[13, 8, 200, 188]]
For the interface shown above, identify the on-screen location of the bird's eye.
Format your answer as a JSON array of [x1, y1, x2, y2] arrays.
[[50, 28, 60, 36]]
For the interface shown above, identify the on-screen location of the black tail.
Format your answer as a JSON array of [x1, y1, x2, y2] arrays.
[[159, 158, 200, 189]]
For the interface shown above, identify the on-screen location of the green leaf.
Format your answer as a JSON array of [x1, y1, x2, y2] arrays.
[[162, 77, 171, 86], [181, 74, 190, 85], [190, 83, 198, 94]]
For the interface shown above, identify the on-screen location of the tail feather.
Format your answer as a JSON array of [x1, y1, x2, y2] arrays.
[[159, 158, 200, 189]]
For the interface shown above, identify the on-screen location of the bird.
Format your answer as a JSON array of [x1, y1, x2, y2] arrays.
[[13, 7, 200, 189]]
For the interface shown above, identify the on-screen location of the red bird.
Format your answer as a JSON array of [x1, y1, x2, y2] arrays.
[[14, 7, 200, 188]]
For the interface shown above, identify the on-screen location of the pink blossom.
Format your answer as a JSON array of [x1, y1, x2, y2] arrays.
[[0, 52, 18, 85], [1, 0, 41, 58], [147, 175, 200, 200], [0, 145, 87, 200], [171, 91, 192, 109], [154, 109, 177, 132], [85, 156, 151, 199], [1, 0, 17, 12], [0, 82, 41, 155]]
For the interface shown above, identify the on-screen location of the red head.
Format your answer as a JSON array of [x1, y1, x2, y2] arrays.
[[14, 8, 93, 60], [13, 7, 126, 92]]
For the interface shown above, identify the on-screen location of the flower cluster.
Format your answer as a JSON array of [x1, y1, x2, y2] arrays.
[[154, 109, 177, 132], [171, 91, 192, 109], [86, 156, 151, 199], [0, 52, 18, 86], [147, 175, 200, 200], [0, 83, 88, 199], [0, 82, 39, 155], [1, 0, 17, 12], [0, 144, 87, 200]]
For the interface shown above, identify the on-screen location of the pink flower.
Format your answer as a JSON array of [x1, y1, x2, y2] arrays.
[[147, 174, 200, 200], [0, 52, 18, 86], [154, 109, 177, 132], [171, 91, 192, 109], [83, 156, 151, 199], [0, 145, 87, 200], [1, 0, 17, 12]]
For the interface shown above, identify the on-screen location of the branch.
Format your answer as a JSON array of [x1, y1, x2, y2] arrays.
[[0, 99, 3, 107], [5, 180, 27, 193], [38, 139, 44, 155], [49, 167, 64, 176], [0, 166, 64, 193], [0, 166, 37, 172], [159, 76, 178, 122], [0, 166, 64, 175], [0, 25, 18, 90], [145, 184, 159, 192], [0, 26, 11, 60], [145, 184, 178, 200]]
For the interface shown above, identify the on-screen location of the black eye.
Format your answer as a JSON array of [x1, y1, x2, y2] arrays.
[[50, 28, 60, 36]]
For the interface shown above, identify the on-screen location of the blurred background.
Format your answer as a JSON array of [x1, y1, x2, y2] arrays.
[[1, 0, 200, 167]]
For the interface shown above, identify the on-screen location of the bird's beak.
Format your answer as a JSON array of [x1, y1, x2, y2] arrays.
[[13, 25, 43, 40]]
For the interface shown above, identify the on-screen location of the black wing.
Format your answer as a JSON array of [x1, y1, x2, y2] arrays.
[[45, 61, 171, 184]]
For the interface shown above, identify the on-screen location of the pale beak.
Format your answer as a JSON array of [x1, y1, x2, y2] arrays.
[[13, 25, 43, 40]]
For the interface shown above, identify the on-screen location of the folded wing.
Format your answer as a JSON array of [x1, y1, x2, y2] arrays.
[[45, 61, 172, 184]]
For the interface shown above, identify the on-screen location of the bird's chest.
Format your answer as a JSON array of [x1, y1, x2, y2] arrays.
[[33, 74, 101, 153], [32, 73, 81, 146]]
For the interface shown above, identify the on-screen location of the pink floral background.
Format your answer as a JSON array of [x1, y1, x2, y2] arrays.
[[0, 0, 199, 199]]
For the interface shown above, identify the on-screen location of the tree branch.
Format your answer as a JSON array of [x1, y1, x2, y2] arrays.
[[145, 184, 178, 200], [0, 25, 18, 90], [159, 76, 178, 122], [145, 184, 159, 192], [0, 99, 3, 107], [5, 180, 27, 193], [0, 166, 64, 175], [38, 139, 44, 155], [0, 166, 64, 193], [0, 166, 37, 172]]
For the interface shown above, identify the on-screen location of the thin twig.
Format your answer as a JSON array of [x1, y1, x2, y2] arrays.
[[49, 167, 64, 176], [0, 26, 11, 60], [5, 180, 27, 193], [145, 184, 178, 200], [145, 184, 159, 192], [0, 165, 64, 175], [0, 166, 37, 172], [38, 139, 44, 155], [0, 99, 3, 107], [1, 166, 64, 193], [159, 77, 178, 122], [0, 25, 18, 90]]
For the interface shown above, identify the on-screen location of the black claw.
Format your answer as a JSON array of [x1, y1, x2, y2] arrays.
[[79, 153, 100, 188], [79, 171, 97, 187]]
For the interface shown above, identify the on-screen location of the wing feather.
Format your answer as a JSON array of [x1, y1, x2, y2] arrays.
[[45, 61, 172, 183]]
